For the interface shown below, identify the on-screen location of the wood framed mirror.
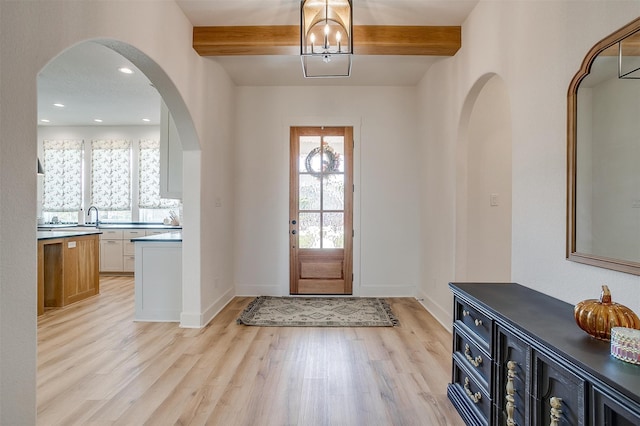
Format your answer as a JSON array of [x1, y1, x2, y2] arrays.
[[567, 17, 640, 275]]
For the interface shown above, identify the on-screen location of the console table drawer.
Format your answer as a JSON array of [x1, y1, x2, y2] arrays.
[[455, 297, 492, 346], [451, 358, 492, 425], [454, 327, 491, 386]]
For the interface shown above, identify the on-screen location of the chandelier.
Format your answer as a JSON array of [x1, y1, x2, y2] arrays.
[[300, 0, 353, 78]]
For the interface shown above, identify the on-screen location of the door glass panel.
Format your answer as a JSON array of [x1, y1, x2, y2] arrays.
[[323, 212, 344, 248], [323, 174, 344, 210], [299, 174, 321, 210], [323, 137, 345, 172], [299, 212, 321, 248], [299, 136, 322, 173]]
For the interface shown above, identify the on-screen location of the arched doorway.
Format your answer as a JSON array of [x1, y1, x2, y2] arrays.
[[36, 39, 201, 324], [456, 74, 513, 281]]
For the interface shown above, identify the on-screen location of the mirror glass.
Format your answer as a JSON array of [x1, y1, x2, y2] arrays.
[[569, 19, 640, 274]]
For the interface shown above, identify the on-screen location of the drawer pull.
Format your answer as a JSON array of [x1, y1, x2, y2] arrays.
[[464, 344, 483, 367], [463, 377, 482, 404], [505, 360, 517, 426], [549, 397, 562, 426], [462, 309, 483, 327]]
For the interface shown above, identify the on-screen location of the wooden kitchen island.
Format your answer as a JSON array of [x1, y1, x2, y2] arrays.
[[37, 230, 101, 315]]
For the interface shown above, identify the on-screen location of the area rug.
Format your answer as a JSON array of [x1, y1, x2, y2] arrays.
[[237, 296, 399, 327]]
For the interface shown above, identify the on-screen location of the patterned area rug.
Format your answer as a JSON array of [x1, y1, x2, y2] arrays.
[[237, 296, 399, 327]]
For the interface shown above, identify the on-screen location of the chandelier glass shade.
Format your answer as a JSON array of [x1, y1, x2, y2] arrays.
[[300, 0, 353, 78]]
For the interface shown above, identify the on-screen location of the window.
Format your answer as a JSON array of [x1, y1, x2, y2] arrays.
[[41, 138, 180, 224], [138, 139, 180, 222], [42, 139, 83, 223], [91, 139, 132, 221]]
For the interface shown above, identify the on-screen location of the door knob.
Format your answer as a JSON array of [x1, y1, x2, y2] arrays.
[[291, 230, 297, 235], [291, 220, 297, 225]]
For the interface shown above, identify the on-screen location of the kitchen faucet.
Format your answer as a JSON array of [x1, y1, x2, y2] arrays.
[[87, 206, 99, 227]]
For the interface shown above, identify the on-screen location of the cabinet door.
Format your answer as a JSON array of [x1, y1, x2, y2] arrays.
[[100, 240, 123, 271], [496, 326, 530, 426], [532, 351, 586, 426], [160, 100, 182, 199], [591, 386, 640, 426], [63, 236, 99, 305]]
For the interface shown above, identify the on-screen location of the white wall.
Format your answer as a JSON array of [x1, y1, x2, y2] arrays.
[[418, 0, 640, 327], [0, 1, 235, 422], [464, 76, 512, 282], [38, 125, 159, 142], [233, 86, 421, 297]]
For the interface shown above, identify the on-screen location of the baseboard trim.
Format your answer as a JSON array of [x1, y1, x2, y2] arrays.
[[235, 285, 285, 296], [358, 285, 416, 297], [416, 288, 451, 331], [179, 287, 235, 328]]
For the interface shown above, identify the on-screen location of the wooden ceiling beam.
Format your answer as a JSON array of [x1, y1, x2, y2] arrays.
[[193, 25, 461, 56]]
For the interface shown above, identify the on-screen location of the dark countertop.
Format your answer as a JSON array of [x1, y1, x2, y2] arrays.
[[450, 282, 640, 406], [38, 223, 182, 230], [131, 232, 182, 243], [37, 230, 102, 240]]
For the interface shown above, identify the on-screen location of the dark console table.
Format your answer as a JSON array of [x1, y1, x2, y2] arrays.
[[448, 282, 640, 426]]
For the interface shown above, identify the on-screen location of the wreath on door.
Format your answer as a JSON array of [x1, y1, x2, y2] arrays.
[[305, 142, 341, 177]]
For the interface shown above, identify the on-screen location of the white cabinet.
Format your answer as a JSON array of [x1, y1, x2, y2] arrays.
[[122, 230, 143, 273], [160, 100, 182, 200], [99, 228, 180, 273], [134, 238, 182, 322], [100, 230, 124, 272]]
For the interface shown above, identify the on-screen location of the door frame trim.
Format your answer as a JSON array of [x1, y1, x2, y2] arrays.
[[283, 116, 361, 296]]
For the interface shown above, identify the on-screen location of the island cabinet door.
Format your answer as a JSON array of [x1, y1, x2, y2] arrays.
[[63, 235, 100, 305], [495, 326, 531, 426], [531, 351, 586, 426]]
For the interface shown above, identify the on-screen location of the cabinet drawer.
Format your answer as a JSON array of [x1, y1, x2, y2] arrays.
[[124, 229, 145, 240], [146, 230, 169, 236], [455, 298, 492, 346], [123, 255, 135, 272], [100, 230, 123, 240], [452, 358, 491, 425], [123, 241, 135, 256], [453, 327, 491, 386]]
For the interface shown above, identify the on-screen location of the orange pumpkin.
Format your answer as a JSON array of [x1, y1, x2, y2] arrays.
[[574, 285, 640, 341]]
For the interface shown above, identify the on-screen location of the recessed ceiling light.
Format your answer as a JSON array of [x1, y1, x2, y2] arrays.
[[118, 67, 134, 74], [142, 118, 151, 122], [53, 103, 65, 108], [94, 119, 103, 123], [40, 119, 50, 123]]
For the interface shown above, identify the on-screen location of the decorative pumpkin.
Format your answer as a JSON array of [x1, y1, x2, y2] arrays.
[[574, 285, 640, 341]]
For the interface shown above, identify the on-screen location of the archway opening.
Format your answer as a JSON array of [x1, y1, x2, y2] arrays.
[[36, 39, 201, 323]]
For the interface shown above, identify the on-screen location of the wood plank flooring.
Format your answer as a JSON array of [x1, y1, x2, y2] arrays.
[[37, 276, 464, 425]]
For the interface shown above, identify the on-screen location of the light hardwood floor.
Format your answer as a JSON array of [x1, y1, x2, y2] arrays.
[[37, 276, 464, 425]]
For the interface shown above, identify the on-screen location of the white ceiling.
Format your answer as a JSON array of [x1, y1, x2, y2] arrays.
[[37, 0, 477, 126], [38, 42, 161, 126]]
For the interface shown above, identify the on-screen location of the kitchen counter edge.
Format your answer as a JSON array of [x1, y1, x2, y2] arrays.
[[37, 230, 102, 240]]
